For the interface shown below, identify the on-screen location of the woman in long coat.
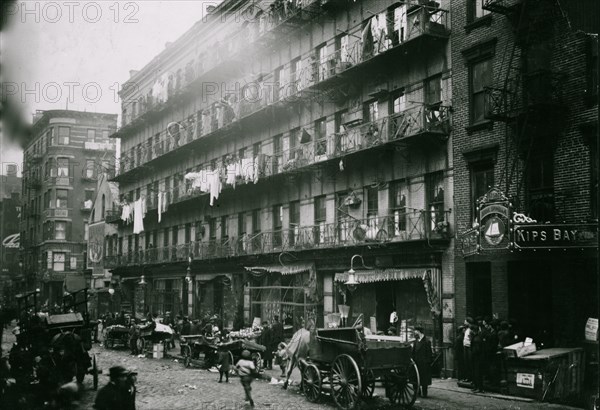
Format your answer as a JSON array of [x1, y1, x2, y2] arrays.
[[412, 326, 433, 397]]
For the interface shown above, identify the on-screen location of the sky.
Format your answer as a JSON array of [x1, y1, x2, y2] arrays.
[[1, 0, 217, 175]]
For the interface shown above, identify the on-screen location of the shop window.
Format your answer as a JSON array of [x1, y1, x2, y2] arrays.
[[468, 0, 490, 23], [466, 262, 492, 319], [56, 189, 68, 208], [58, 127, 70, 145], [469, 58, 493, 124], [527, 153, 554, 222], [390, 180, 408, 237], [471, 163, 494, 222], [426, 172, 445, 232], [53, 252, 66, 271]]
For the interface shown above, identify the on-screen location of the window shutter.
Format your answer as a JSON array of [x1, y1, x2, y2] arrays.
[[66, 222, 72, 241]]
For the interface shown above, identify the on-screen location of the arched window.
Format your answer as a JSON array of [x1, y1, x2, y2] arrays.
[[101, 194, 106, 219]]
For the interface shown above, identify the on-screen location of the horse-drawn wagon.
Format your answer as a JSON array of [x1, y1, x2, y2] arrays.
[[104, 325, 130, 349], [136, 321, 174, 354], [180, 334, 219, 368], [219, 338, 266, 371], [15, 288, 100, 390], [297, 327, 419, 410]]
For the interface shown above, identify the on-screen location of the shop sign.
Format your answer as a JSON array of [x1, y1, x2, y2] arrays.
[[2, 233, 19, 248], [459, 228, 479, 257], [513, 223, 598, 249], [478, 188, 511, 250], [516, 373, 535, 389]]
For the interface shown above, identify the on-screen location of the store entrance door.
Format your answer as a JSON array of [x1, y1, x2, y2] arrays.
[[376, 283, 394, 332], [466, 262, 492, 319]]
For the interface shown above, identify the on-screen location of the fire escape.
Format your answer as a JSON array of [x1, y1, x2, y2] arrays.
[[483, 0, 568, 212]]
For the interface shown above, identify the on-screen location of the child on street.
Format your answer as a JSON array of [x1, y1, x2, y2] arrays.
[[235, 350, 256, 407], [275, 342, 288, 378], [217, 349, 231, 383]]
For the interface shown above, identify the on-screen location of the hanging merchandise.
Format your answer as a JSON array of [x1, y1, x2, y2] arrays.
[[361, 18, 374, 60], [133, 198, 145, 234], [241, 157, 254, 183], [158, 192, 163, 223], [208, 168, 222, 206]]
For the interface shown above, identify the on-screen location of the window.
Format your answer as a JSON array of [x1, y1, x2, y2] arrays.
[[470, 58, 493, 124], [364, 100, 379, 123], [290, 58, 301, 88], [238, 213, 245, 236], [44, 191, 50, 209], [366, 186, 379, 240], [252, 209, 261, 234], [390, 180, 408, 235], [85, 189, 94, 203], [87, 129, 96, 141], [289, 201, 300, 246], [220, 216, 228, 242], [592, 138, 598, 218], [273, 66, 282, 101], [58, 127, 70, 145], [57, 157, 69, 177], [273, 134, 282, 174], [102, 130, 109, 139], [85, 159, 96, 179], [527, 153, 554, 222], [468, 0, 490, 22], [317, 44, 328, 81], [471, 164, 494, 221], [55, 221, 66, 240], [56, 189, 68, 208], [53, 252, 66, 271], [391, 92, 406, 114], [84, 222, 89, 241], [172, 225, 179, 245], [253, 142, 261, 158], [314, 195, 326, 244], [238, 147, 246, 160], [46, 128, 54, 147], [336, 34, 350, 63], [101, 194, 106, 219], [586, 36, 598, 106], [427, 172, 445, 232], [425, 75, 442, 106], [273, 205, 282, 247]]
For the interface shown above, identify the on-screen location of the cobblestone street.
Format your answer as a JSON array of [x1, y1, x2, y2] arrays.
[[74, 343, 579, 410]]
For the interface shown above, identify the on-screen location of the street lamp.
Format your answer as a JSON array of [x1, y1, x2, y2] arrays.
[[139, 275, 147, 286], [345, 254, 368, 292]]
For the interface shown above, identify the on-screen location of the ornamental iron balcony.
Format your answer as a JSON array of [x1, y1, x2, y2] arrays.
[[105, 210, 450, 269], [105, 209, 122, 224], [113, 4, 450, 178]]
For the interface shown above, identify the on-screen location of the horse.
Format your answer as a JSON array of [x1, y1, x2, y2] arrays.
[[50, 331, 91, 384], [282, 323, 313, 389]]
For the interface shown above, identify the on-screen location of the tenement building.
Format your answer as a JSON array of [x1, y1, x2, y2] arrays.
[[20, 110, 117, 309], [454, 0, 598, 370], [108, 0, 454, 368]]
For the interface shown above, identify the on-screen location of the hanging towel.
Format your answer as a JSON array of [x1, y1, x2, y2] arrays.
[[361, 18, 374, 60], [133, 198, 145, 234], [226, 163, 237, 187], [121, 203, 131, 223], [158, 192, 163, 223], [208, 169, 222, 206]]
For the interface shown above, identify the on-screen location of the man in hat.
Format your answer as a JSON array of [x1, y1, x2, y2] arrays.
[[94, 366, 137, 410], [412, 326, 432, 398], [271, 315, 284, 346]]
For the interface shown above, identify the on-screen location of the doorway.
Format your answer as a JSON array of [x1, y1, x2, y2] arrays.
[[466, 262, 492, 319], [376, 283, 395, 332]]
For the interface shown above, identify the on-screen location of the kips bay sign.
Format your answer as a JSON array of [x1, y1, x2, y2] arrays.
[[513, 224, 598, 249]]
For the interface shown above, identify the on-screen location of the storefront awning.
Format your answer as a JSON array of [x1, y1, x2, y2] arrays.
[[334, 268, 439, 284], [244, 261, 315, 276]]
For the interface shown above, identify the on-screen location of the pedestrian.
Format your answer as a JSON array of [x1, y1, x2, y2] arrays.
[[217, 349, 231, 383], [275, 342, 289, 378], [412, 326, 432, 398], [462, 317, 474, 383], [94, 365, 137, 410], [190, 319, 202, 335], [271, 315, 284, 345], [129, 322, 139, 356], [454, 324, 466, 381], [259, 322, 274, 370], [235, 350, 257, 407], [471, 321, 486, 393], [389, 307, 399, 335]]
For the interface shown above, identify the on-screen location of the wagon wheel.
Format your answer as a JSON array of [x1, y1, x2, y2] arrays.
[[362, 369, 376, 398], [228, 351, 235, 375], [136, 337, 145, 353], [251, 352, 263, 372], [302, 363, 322, 403], [182, 345, 192, 367], [331, 354, 362, 410], [92, 355, 98, 391], [387, 359, 419, 408]]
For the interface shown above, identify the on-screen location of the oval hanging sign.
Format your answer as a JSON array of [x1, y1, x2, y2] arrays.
[[2, 233, 20, 249]]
